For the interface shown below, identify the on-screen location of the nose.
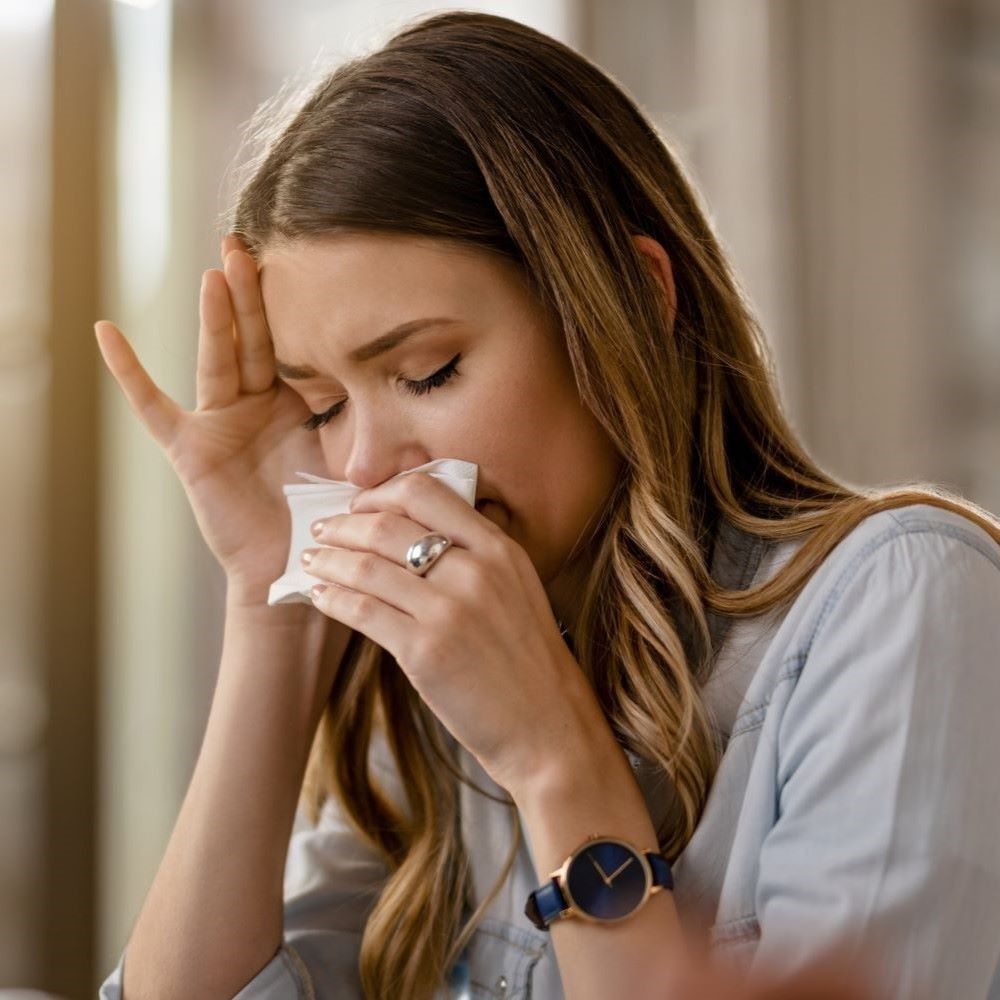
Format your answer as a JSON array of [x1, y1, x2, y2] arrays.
[[326, 410, 430, 491]]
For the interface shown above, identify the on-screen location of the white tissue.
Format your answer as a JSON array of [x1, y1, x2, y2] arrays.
[[267, 457, 479, 606]]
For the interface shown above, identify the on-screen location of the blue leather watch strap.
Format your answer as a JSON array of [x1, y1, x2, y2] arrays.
[[646, 850, 674, 891], [524, 877, 567, 931]]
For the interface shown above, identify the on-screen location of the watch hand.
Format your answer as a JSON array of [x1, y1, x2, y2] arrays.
[[588, 853, 612, 886], [607, 857, 635, 883]]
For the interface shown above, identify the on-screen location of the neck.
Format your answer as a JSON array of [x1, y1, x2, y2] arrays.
[[545, 548, 591, 642]]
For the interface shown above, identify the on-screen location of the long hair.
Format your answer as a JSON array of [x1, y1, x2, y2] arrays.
[[221, 11, 1000, 998]]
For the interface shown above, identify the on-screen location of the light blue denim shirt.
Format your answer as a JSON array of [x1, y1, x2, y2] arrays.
[[99, 502, 1000, 998]]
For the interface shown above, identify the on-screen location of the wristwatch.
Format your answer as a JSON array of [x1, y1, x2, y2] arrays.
[[524, 833, 673, 930]]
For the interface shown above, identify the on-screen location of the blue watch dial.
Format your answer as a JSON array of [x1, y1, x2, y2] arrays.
[[564, 840, 649, 921]]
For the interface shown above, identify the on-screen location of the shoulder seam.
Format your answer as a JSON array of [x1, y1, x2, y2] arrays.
[[789, 517, 1000, 680], [726, 517, 999, 731]]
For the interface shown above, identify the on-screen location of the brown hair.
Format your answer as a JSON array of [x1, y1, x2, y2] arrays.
[[221, 11, 1000, 998]]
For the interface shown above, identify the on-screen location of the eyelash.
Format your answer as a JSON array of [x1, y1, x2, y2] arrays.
[[300, 353, 463, 431]]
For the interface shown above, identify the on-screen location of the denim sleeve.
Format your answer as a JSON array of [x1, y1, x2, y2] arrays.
[[97, 790, 391, 998], [750, 517, 1000, 999]]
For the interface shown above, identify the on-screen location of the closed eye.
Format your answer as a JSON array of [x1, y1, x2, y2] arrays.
[[300, 353, 463, 431]]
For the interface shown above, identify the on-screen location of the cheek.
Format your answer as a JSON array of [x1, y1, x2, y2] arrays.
[[442, 359, 551, 487], [489, 389, 616, 581], [519, 464, 612, 583]]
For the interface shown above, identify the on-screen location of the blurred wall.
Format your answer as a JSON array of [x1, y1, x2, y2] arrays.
[[584, 0, 979, 495], [1, 0, 109, 995], [0, 1, 56, 989]]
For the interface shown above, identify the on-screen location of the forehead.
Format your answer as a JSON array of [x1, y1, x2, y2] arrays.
[[263, 236, 482, 319], [259, 233, 495, 299], [258, 233, 533, 360]]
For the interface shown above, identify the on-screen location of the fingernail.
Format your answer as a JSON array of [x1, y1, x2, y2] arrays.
[[311, 584, 328, 600], [301, 548, 318, 566], [310, 519, 326, 539]]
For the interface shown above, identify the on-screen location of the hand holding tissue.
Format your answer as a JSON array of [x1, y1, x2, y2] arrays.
[[268, 458, 479, 606], [273, 454, 595, 795]]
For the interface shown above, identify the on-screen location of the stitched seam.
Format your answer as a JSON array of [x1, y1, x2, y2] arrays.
[[727, 663, 801, 739], [282, 943, 316, 1000], [716, 926, 760, 946], [732, 531, 766, 592], [469, 949, 532, 995], [469, 922, 550, 996], [475, 926, 547, 958], [727, 520, 999, 730], [469, 946, 548, 998], [522, 945, 548, 1000], [710, 533, 769, 655], [801, 521, 1000, 659], [711, 914, 760, 944], [885, 511, 1000, 557]]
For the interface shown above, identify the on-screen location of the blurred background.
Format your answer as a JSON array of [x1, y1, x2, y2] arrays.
[[1, 0, 998, 996]]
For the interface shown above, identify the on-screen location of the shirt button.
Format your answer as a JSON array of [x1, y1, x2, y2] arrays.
[[496, 974, 509, 996]]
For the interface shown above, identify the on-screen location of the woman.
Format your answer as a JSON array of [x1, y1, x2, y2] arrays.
[[94, 11, 1000, 1000]]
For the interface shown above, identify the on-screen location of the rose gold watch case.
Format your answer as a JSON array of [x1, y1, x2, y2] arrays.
[[549, 833, 662, 925]]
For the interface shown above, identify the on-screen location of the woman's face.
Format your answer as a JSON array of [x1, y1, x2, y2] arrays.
[[258, 232, 621, 612]]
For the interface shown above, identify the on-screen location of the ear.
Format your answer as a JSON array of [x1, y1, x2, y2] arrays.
[[632, 234, 677, 333]]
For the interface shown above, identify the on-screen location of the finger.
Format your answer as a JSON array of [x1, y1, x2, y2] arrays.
[[349, 471, 498, 552], [312, 510, 487, 612], [220, 232, 276, 393], [220, 232, 244, 261], [304, 544, 429, 617], [94, 321, 183, 450], [196, 268, 240, 410], [223, 247, 276, 394], [309, 578, 410, 658], [311, 510, 444, 563]]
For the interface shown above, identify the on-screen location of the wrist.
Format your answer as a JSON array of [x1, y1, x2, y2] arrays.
[[510, 712, 661, 889], [225, 581, 326, 628], [510, 730, 638, 823], [506, 681, 630, 809], [217, 589, 337, 732]]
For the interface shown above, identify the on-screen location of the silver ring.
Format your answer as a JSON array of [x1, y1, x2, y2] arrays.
[[405, 532, 453, 576]]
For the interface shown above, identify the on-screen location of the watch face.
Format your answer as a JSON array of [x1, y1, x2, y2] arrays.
[[563, 839, 650, 922]]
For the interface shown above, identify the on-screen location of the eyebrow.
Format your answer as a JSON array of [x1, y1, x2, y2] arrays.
[[273, 317, 460, 380]]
